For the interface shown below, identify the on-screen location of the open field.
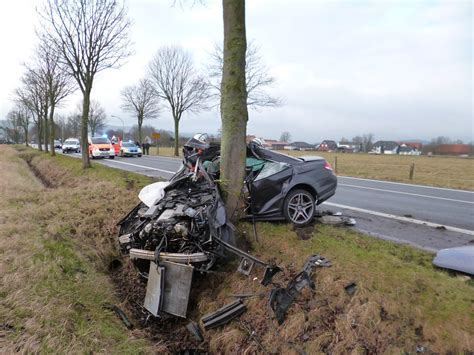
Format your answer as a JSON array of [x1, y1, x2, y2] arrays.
[[149, 146, 474, 190], [1, 145, 472, 353]]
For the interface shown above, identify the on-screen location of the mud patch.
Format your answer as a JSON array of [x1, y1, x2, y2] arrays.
[[292, 224, 315, 240]]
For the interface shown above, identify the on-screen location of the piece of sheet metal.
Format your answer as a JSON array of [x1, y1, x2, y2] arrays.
[[161, 261, 194, 318], [433, 245, 474, 275], [144, 262, 164, 316]]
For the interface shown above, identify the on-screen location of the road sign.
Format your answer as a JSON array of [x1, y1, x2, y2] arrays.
[[152, 132, 161, 139]]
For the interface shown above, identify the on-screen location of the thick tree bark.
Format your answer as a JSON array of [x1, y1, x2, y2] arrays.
[[49, 105, 56, 156], [138, 119, 143, 145], [81, 90, 91, 168], [220, 0, 248, 220], [37, 120, 43, 151], [173, 116, 180, 156], [43, 111, 49, 153]]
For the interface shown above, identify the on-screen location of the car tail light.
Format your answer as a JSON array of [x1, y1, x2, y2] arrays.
[[324, 161, 333, 171]]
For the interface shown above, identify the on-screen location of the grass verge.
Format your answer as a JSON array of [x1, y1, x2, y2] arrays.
[[1, 145, 472, 353], [0, 146, 155, 353]]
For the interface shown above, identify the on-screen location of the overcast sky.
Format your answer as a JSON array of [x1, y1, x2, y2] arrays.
[[0, 0, 472, 143]]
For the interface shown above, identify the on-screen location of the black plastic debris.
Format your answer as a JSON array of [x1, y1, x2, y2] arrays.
[[269, 254, 331, 325], [186, 321, 204, 342], [201, 299, 247, 330], [103, 303, 133, 329], [344, 282, 357, 296]]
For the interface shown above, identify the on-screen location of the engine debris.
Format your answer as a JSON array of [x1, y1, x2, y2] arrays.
[[201, 299, 247, 330], [269, 254, 331, 324]]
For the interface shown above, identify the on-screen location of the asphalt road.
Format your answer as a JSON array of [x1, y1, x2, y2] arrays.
[[63, 151, 474, 251]]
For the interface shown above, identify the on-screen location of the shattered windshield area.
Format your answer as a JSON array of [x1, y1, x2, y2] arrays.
[[254, 161, 290, 181]]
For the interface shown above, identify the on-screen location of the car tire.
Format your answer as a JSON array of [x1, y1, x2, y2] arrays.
[[138, 154, 142, 157], [109, 156, 115, 159], [283, 189, 316, 227]]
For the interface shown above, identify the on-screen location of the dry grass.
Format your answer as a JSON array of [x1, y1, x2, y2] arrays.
[[196, 223, 474, 354], [151, 146, 474, 190], [1, 145, 473, 354], [286, 150, 474, 190], [0, 146, 154, 353]]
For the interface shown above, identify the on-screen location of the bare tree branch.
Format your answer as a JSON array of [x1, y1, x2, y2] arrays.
[[121, 78, 160, 144], [209, 41, 282, 110], [148, 46, 210, 155], [39, 0, 133, 167]]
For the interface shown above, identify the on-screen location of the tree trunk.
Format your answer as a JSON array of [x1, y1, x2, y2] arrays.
[[220, 0, 248, 220], [24, 127, 29, 147], [49, 105, 56, 156], [138, 119, 143, 146], [37, 119, 43, 151], [173, 117, 179, 156], [43, 110, 49, 153], [81, 90, 91, 169]]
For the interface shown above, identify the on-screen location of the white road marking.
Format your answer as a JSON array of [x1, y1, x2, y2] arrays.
[[339, 183, 474, 204], [104, 159, 175, 174], [140, 155, 181, 162], [324, 202, 474, 236], [339, 176, 474, 193]]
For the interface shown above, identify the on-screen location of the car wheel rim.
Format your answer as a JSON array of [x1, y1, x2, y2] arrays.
[[287, 193, 314, 224]]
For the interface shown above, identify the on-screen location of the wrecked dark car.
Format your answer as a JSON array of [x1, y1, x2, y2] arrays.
[[117, 134, 336, 320], [192, 135, 338, 227], [240, 139, 337, 226]]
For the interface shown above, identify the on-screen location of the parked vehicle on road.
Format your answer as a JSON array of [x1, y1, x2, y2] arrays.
[[88, 137, 115, 159], [62, 138, 81, 153], [119, 142, 142, 157], [54, 140, 62, 149]]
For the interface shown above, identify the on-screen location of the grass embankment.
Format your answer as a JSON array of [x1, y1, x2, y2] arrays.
[[0, 146, 154, 353], [150, 146, 474, 190], [1, 145, 472, 353]]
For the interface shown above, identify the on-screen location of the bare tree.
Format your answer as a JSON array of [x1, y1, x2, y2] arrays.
[[121, 78, 160, 144], [220, 0, 249, 218], [34, 38, 76, 156], [40, 0, 132, 168], [16, 67, 49, 151], [149, 46, 210, 156], [67, 113, 81, 138], [16, 103, 32, 146], [210, 41, 281, 109], [353, 133, 374, 153], [5, 111, 22, 144], [280, 131, 291, 142], [88, 100, 107, 137]]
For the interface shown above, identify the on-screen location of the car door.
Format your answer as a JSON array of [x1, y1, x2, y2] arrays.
[[250, 161, 293, 215]]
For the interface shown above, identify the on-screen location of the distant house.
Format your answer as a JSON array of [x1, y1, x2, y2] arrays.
[[371, 141, 399, 154], [398, 144, 421, 155], [317, 140, 338, 152], [337, 142, 361, 153], [286, 141, 315, 151], [399, 141, 423, 151]]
